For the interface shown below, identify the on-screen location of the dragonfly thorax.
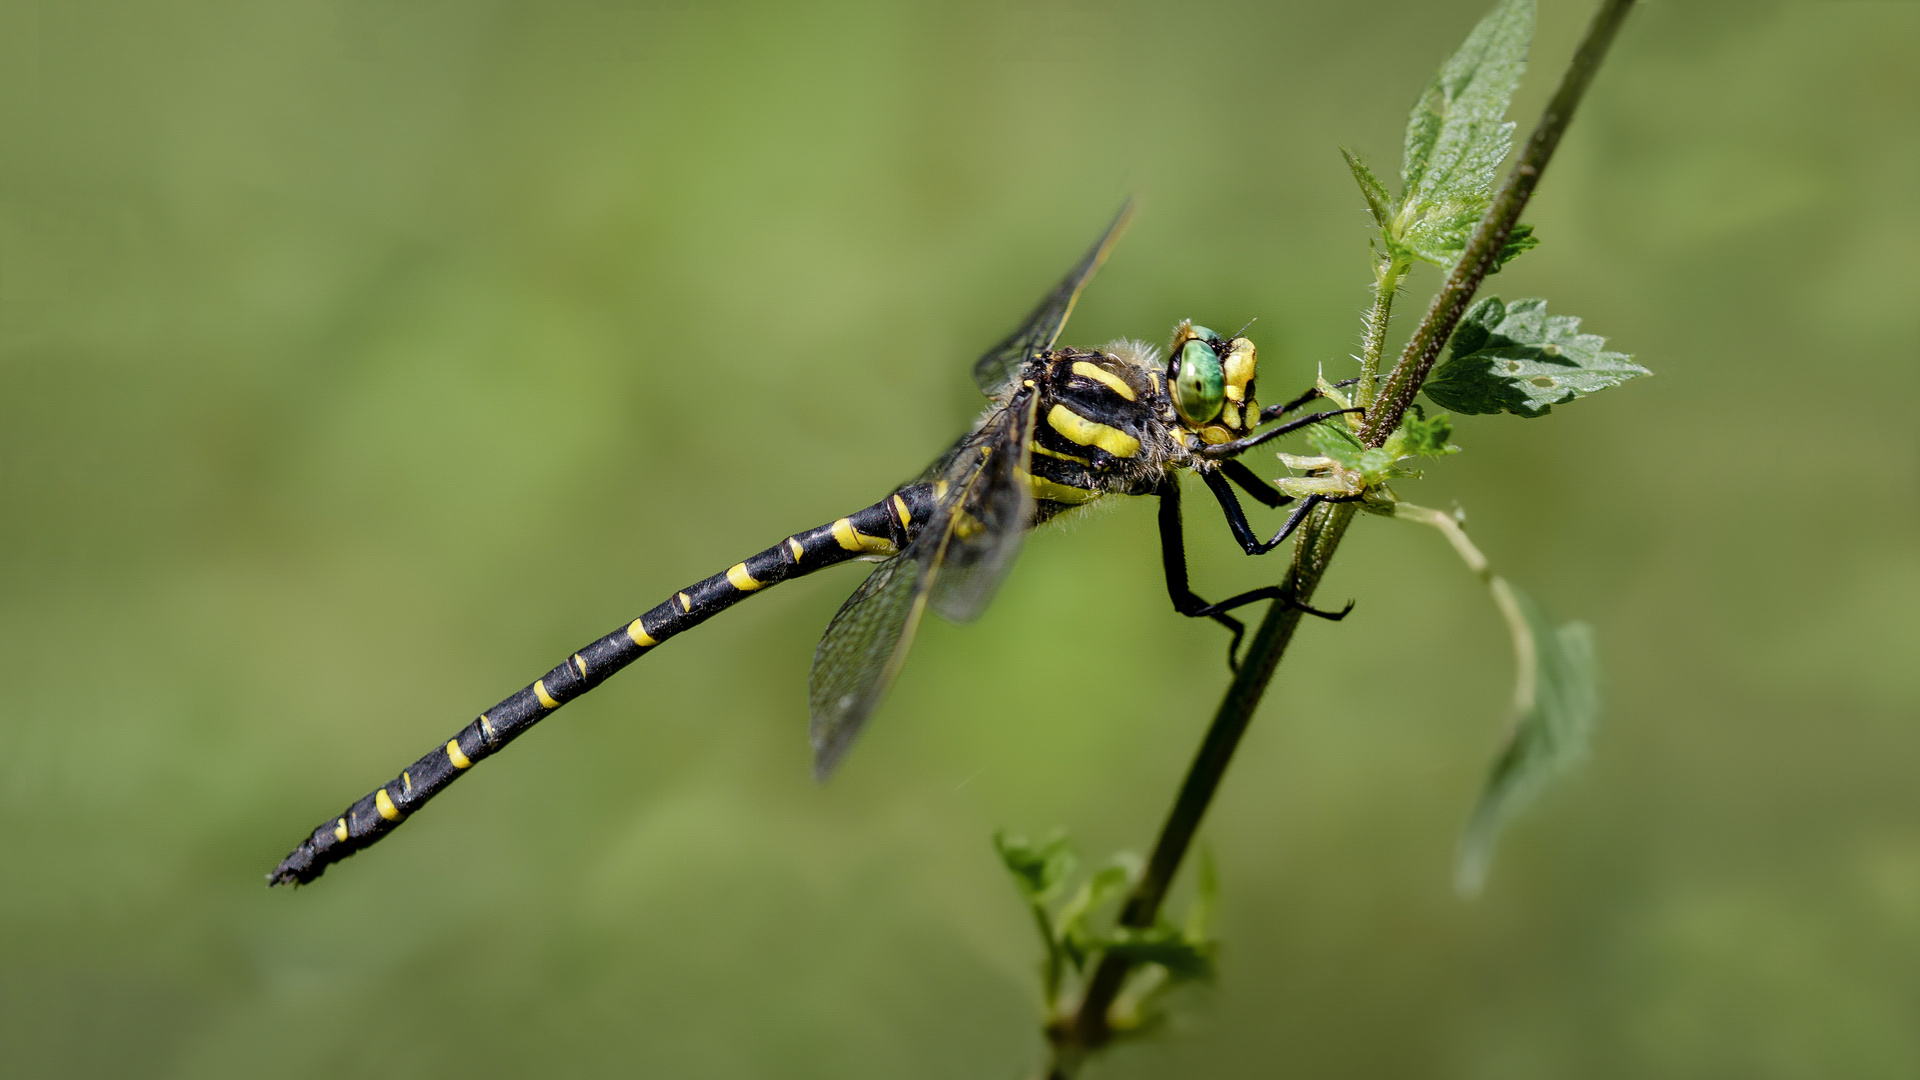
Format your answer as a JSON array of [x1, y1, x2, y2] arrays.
[[1017, 323, 1260, 511]]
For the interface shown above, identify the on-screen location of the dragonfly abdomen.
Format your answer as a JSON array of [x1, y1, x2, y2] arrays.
[[269, 484, 937, 886]]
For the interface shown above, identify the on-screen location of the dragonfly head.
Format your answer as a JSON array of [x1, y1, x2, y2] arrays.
[[1167, 320, 1258, 444]]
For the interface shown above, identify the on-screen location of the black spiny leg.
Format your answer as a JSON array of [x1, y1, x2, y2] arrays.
[[1200, 468, 1334, 556], [1257, 376, 1361, 425], [1196, 472, 1357, 622], [1157, 478, 1352, 670], [1187, 580, 1356, 624], [1219, 459, 1291, 510], [1156, 476, 1252, 665], [1195, 407, 1365, 460]]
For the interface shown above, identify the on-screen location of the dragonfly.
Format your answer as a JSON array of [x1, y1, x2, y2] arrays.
[[269, 201, 1361, 886]]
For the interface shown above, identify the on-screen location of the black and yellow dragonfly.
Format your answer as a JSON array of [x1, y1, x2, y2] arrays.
[[270, 202, 1359, 886]]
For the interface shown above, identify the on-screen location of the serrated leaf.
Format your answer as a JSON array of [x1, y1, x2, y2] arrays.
[[1457, 582, 1599, 895], [1397, 0, 1534, 268], [1342, 147, 1395, 231], [994, 831, 1075, 902], [1425, 297, 1650, 416], [1387, 407, 1457, 459], [1302, 407, 1457, 486], [1493, 222, 1538, 271]]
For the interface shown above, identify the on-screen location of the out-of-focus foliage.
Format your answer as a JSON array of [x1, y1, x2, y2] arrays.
[[1458, 582, 1600, 894], [993, 831, 1213, 1033], [2, 2, 1918, 1078]]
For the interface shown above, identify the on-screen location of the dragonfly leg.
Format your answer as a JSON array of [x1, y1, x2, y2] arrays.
[[1191, 587, 1355, 623], [1200, 469, 1334, 555], [1194, 408, 1366, 461], [1219, 459, 1293, 509], [1258, 377, 1361, 425], [1155, 476, 1250, 666], [1160, 478, 1355, 668]]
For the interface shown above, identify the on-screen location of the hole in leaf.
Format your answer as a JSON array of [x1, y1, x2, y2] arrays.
[[1503, 360, 1524, 373], [1528, 376, 1556, 388], [1542, 344, 1561, 357]]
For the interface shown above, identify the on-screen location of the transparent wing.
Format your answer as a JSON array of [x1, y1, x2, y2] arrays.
[[808, 547, 927, 779], [970, 199, 1134, 396], [808, 388, 1042, 777], [925, 388, 1040, 622]]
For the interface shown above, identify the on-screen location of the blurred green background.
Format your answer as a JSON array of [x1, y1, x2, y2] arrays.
[[3, 0, 1917, 1076]]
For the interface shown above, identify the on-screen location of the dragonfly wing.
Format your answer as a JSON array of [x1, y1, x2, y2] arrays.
[[807, 388, 1042, 776], [924, 387, 1040, 623], [808, 546, 930, 779], [970, 199, 1134, 396]]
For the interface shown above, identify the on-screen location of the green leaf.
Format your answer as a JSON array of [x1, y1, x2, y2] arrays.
[[1457, 582, 1600, 895], [1425, 297, 1650, 417], [1302, 407, 1457, 487], [994, 830, 1075, 902], [1099, 927, 1216, 983], [1304, 416, 1362, 461], [1385, 406, 1457, 460], [1397, 0, 1534, 268], [1341, 147, 1395, 231], [1057, 858, 1139, 969], [1492, 222, 1538, 272]]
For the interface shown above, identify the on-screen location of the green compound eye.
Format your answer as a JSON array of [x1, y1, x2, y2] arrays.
[[1189, 324, 1222, 343], [1173, 338, 1226, 427]]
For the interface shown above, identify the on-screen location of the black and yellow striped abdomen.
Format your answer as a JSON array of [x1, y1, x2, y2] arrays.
[[270, 485, 936, 885]]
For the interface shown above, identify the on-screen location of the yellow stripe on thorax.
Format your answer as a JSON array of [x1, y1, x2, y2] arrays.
[[1046, 404, 1140, 458], [1027, 474, 1100, 504], [1071, 360, 1137, 401], [1031, 443, 1092, 465], [891, 494, 912, 527]]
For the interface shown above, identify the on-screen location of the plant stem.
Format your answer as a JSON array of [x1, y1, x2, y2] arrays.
[[1062, 500, 1356, 1051], [1358, 256, 1409, 405], [1046, 1, 1635, 1069]]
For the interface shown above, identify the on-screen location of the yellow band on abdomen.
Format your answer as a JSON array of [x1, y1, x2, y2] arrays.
[[832, 517, 896, 553]]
